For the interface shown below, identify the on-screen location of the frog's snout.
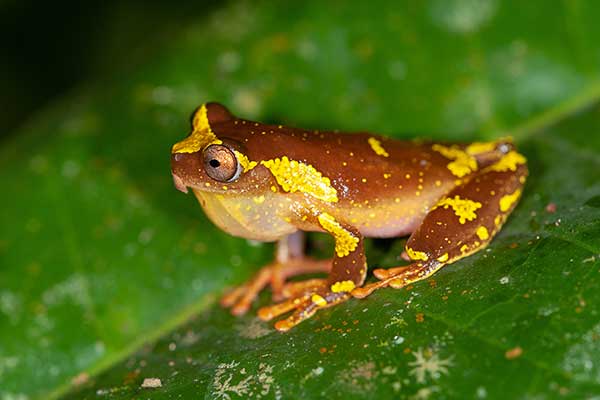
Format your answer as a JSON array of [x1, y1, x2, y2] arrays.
[[171, 152, 193, 194], [172, 172, 188, 193]]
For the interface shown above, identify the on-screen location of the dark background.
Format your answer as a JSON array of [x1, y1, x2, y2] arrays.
[[0, 0, 214, 138]]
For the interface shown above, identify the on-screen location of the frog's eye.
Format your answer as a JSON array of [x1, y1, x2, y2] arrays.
[[203, 144, 241, 182]]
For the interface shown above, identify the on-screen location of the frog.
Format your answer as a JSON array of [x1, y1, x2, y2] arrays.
[[170, 102, 528, 332]]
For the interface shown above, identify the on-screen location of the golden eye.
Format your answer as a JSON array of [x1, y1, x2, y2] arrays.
[[203, 144, 241, 182]]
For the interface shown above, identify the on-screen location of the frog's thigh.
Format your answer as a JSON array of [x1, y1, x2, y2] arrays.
[[406, 162, 528, 265]]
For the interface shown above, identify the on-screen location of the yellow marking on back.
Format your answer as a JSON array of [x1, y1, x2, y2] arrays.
[[261, 156, 338, 202], [235, 151, 258, 172], [476, 226, 489, 240], [432, 144, 478, 178], [460, 244, 469, 253], [368, 137, 389, 157], [434, 195, 482, 224], [499, 189, 522, 212], [172, 104, 222, 153], [466, 141, 496, 155], [311, 294, 327, 306], [489, 151, 527, 172], [406, 246, 429, 261], [331, 280, 356, 293], [318, 213, 359, 257]]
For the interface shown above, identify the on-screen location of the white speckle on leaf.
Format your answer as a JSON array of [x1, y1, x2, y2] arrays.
[[151, 86, 174, 105], [232, 88, 262, 117], [141, 377, 162, 388], [61, 160, 80, 179], [336, 361, 378, 393], [212, 361, 277, 399], [218, 51, 241, 73], [429, 0, 497, 33], [237, 318, 272, 339], [42, 274, 91, 309], [477, 386, 487, 398], [408, 348, 453, 384], [499, 276, 509, 284], [563, 323, 600, 382], [388, 60, 406, 80], [138, 228, 154, 245], [0, 392, 29, 400]]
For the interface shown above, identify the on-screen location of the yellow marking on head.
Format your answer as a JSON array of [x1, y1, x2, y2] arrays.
[[367, 137, 389, 157], [432, 144, 478, 178], [317, 213, 359, 257], [476, 226, 489, 240], [311, 294, 327, 306], [406, 246, 429, 261], [172, 104, 222, 153], [466, 141, 496, 155], [489, 151, 527, 172], [434, 195, 482, 224], [261, 156, 338, 202], [331, 280, 356, 293], [460, 244, 469, 253], [234, 151, 258, 172], [437, 253, 449, 262], [499, 189, 522, 212]]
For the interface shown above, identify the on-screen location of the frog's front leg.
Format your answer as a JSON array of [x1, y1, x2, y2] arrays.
[[220, 231, 331, 315], [354, 150, 528, 298], [259, 214, 367, 331]]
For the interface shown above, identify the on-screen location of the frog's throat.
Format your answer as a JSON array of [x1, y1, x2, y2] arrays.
[[172, 104, 222, 154], [192, 189, 295, 241]]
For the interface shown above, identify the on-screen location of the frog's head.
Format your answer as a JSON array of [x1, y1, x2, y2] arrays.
[[170, 102, 272, 195]]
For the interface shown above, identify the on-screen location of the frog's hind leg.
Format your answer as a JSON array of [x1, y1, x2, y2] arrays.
[[220, 232, 331, 315], [354, 147, 528, 297]]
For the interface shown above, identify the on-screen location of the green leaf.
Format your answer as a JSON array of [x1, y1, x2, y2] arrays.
[[2, 1, 600, 399]]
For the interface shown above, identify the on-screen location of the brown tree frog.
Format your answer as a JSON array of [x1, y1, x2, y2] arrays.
[[171, 103, 527, 331]]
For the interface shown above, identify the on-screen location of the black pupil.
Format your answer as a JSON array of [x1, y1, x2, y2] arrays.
[[209, 159, 220, 168]]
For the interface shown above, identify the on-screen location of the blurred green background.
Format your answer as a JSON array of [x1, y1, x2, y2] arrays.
[[2, 1, 600, 399]]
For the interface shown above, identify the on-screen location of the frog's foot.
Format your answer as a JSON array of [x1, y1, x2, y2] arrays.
[[352, 262, 442, 299], [258, 284, 349, 332], [220, 258, 331, 316]]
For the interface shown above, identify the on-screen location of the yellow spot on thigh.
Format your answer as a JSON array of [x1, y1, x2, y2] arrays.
[[318, 213, 359, 257], [331, 280, 356, 293], [460, 244, 469, 253], [489, 151, 527, 172], [253, 195, 265, 204], [172, 104, 222, 153], [261, 156, 338, 202], [476, 226, 489, 240], [311, 294, 327, 306], [499, 189, 522, 212], [367, 137, 389, 157], [434, 195, 482, 224], [406, 246, 429, 261], [494, 215, 503, 226], [432, 144, 478, 178], [437, 253, 449, 262]]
